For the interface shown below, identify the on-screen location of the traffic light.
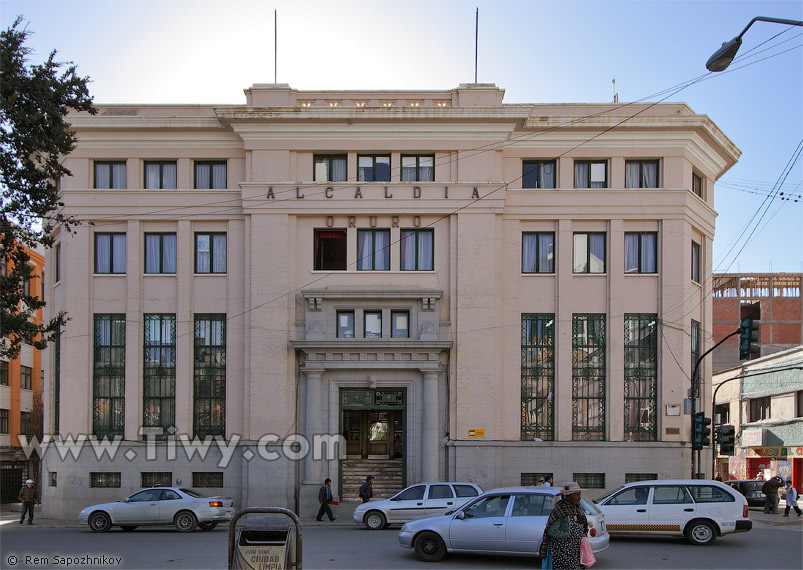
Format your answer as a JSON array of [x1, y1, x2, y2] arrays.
[[714, 425, 723, 444], [693, 412, 711, 450], [720, 424, 736, 455], [739, 316, 760, 360]]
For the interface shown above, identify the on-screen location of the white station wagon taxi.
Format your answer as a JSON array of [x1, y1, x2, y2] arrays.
[[595, 479, 752, 545]]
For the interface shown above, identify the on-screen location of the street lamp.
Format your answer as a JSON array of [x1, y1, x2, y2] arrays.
[[706, 16, 803, 72]]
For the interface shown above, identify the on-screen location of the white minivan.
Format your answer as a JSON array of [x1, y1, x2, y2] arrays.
[[595, 479, 752, 545]]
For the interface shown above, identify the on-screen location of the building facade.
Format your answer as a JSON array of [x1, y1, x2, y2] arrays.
[[0, 243, 44, 503], [40, 83, 740, 518]]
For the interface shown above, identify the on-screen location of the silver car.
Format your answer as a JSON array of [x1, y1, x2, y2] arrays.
[[78, 487, 234, 533], [354, 482, 482, 530], [399, 487, 609, 562]]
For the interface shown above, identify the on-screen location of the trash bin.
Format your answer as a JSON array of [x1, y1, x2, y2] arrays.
[[229, 508, 302, 570]]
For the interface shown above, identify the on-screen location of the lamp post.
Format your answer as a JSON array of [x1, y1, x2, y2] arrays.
[[706, 16, 802, 72]]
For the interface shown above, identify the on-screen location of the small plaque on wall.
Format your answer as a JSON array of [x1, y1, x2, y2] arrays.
[[665, 404, 682, 416], [468, 429, 485, 438]]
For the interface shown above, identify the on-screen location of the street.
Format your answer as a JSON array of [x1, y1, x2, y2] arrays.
[[1, 511, 800, 570]]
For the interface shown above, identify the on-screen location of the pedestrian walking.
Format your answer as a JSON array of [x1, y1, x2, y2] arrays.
[[539, 482, 588, 569], [316, 478, 337, 521], [18, 479, 39, 525], [359, 475, 374, 503], [762, 475, 784, 514], [782, 480, 802, 517]]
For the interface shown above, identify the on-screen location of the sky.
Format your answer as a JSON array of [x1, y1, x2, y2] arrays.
[[2, 0, 801, 273]]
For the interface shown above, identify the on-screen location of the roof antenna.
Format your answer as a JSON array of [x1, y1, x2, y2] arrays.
[[474, 8, 479, 83], [612, 78, 618, 103]]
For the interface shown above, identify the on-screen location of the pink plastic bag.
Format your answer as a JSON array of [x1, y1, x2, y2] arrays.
[[580, 537, 596, 568]]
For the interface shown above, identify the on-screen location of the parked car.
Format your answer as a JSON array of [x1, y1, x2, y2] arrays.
[[398, 486, 609, 562], [595, 479, 751, 546], [724, 479, 766, 507], [354, 482, 482, 530], [78, 487, 234, 533]]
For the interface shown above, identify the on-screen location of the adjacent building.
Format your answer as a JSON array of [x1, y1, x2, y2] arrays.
[[40, 83, 740, 518]]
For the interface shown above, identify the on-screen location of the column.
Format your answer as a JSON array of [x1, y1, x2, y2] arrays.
[[422, 370, 440, 481], [304, 368, 323, 484]]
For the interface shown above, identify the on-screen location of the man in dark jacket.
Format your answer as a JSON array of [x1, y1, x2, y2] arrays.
[[359, 475, 374, 503], [18, 479, 39, 525], [762, 475, 784, 514], [316, 478, 337, 522]]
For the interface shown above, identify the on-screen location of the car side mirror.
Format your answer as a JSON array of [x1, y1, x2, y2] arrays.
[[455, 511, 465, 520]]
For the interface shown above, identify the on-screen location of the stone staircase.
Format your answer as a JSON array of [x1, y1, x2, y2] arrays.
[[340, 458, 404, 501]]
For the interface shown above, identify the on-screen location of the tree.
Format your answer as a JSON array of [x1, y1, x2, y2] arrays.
[[1, 17, 96, 359]]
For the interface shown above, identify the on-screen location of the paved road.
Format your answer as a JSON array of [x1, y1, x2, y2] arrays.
[[1, 508, 800, 569]]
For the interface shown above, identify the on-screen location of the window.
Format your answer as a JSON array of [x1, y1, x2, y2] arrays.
[[797, 391, 803, 417], [715, 403, 730, 424], [145, 233, 177, 274], [749, 396, 771, 422], [195, 161, 227, 189], [195, 233, 227, 274], [691, 320, 701, 404], [194, 315, 226, 438], [624, 315, 658, 441], [54, 326, 61, 435], [573, 473, 605, 489], [607, 487, 649, 505], [55, 243, 61, 282], [19, 411, 31, 435], [314, 230, 347, 271], [522, 160, 556, 189], [314, 155, 347, 182], [337, 311, 355, 338], [522, 314, 555, 441], [521, 473, 552, 486], [90, 473, 121, 488], [141, 472, 172, 488], [625, 160, 659, 188], [653, 486, 693, 504], [358, 155, 391, 182], [573, 233, 606, 273], [572, 314, 606, 441], [93, 314, 125, 438], [574, 161, 607, 188], [95, 233, 126, 274], [691, 241, 701, 283], [625, 473, 658, 483], [193, 472, 223, 488], [94, 161, 126, 189], [49, 472, 57, 487], [145, 161, 177, 189], [688, 485, 735, 503], [0, 361, 8, 386], [364, 311, 382, 338], [522, 232, 555, 273], [401, 155, 434, 182], [624, 232, 657, 274], [396, 485, 425, 501], [23, 274, 30, 297], [511, 493, 549, 517], [20, 366, 32, 390], [400, 229, 434, 271], [357, 229, 390, 271], [144, 314, 176, 439], [454, 484, 480, 498], [692, 173, 703, 197], [0, 409, 7, 434], [391, 310, 409, 338], [429, 485, 454, 499], [463, 495, 511, 518]]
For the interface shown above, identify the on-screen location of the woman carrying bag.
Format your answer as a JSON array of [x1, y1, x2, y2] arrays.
[[540, 482, 590, 569]]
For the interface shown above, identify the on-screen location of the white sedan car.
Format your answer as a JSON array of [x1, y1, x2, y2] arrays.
[[79, 487, 234, 532], [354, 482, 482, 529]]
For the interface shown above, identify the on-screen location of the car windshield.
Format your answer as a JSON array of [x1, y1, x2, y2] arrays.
[[179, 489, 209, 498]]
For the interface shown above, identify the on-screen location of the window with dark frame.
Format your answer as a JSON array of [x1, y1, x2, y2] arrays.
[[692, 173, 703, 198], [91, 472, 121, 488], [314, 229, 347, 270], [364, 311, 382, 338], [337, 311, 355, 338], [624, 314, 658, 441], [141, 472, 172, 487], [401, 155, 434, 182], [522, 232, 555, 273], [0, 409, 8, 434], [624, 232, 657, 274], [193, 472, 224, 487], [400, 229, 434, 271], [145, 161, 177, 189], [797, 391, 803, 418], [195, 233, 227, 274], [194, 161, 227, 189], [749, 396, 771, 422], [55, 243, 61, 282], [573, 233, 606, 273], [625, 160, 659, 188], [691, 241, 701, 283], [314, 155, 347, 182], [94, 161, 127, 189], [0, 361, 8, 385], [572, 314, 606, 441], [715, 403, 730, 424], [357, 229, 390, 271], [522, 160, 556, 189], [691, 320, 701, 405], [574, 473, 605, 488], [20, 366, 32, 390], [194, 314, 226, 439], [143, 314, 176, 439], [49, 472, 57, 487], [358, 155, 391, 182], [95, 233, 126, 274], [93, 314, 125, 438], [625, 473, 658, 483], [145, 233, 177, 274], [20, 411, 31, 435], [522, 314, 555, 441], [574, 160, 607, 188], [391, 310, 410, 338]]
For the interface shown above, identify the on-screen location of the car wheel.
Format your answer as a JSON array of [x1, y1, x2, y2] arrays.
[[365, 511, 386, 530], [414, 531, 447, 562], [685, 520, 716, 545], [199, 522, 218, 531], [120, 526, 137, 532], [175, 511, 198, 533], [88, 512, 111, 533]]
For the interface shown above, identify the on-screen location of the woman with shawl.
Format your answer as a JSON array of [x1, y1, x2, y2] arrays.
[[539, 482, 589, 569]]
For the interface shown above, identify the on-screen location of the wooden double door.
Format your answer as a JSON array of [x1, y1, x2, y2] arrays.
[[343, 409, 404, 458]]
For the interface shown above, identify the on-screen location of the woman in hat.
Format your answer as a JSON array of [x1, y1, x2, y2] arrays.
[[539, 482, 588, 569]]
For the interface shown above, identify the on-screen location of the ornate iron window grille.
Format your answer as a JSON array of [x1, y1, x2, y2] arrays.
[[93, 314, 126, 439], [193, 314, 226, 439], [143, 314, 176, 440], [521, 314, 555, 441], [572, 314, 606, 441], [624, 314, 658, 441]]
